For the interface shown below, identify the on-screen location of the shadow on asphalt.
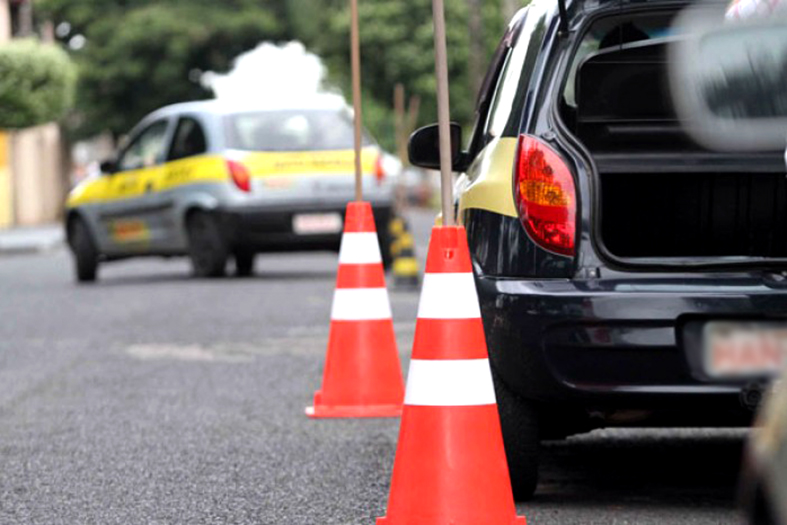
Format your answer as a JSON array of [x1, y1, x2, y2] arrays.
[[92, 269, 337, 286], [532, 429, 745, 506]]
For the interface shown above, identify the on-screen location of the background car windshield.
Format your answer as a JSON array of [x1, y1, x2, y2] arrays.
[[117, 120, 169, 171], [224, 110, 372, 151]]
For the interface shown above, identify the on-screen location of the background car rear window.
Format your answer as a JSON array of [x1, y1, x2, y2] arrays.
[[224, 110, 372, 151]]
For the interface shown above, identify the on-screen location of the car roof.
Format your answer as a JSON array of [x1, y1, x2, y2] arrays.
[[148, 96, 350, 120]]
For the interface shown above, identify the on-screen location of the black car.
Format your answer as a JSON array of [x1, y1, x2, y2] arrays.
[[409, 0, 787, 500]]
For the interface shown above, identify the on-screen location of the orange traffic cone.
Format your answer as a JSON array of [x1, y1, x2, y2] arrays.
[[306, 201, 404, 418], [377, 226, 526, 524]]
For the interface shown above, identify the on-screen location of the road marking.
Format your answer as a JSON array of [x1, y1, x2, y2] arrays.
[[125, 344, 251, 363]]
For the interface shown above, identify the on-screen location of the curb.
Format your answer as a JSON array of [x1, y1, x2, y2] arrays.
[[0, 228, 65, 256]]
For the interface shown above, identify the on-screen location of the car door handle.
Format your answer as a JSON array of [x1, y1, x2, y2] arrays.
[[145, 182, 154, 193]]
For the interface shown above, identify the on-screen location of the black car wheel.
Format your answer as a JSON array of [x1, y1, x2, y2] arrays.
[[492, 366, 540, 501], [234, 250, 255, 277], [68, 218, 99, 283], [186, 210, 228, 278]]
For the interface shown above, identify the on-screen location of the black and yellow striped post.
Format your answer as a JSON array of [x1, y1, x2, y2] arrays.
[[389, 216, 420, 288]]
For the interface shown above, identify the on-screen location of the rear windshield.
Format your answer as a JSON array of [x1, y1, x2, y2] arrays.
[[560, 11, 694, 152], [224, 110, 372, 151], [563, 12, 678, 108]]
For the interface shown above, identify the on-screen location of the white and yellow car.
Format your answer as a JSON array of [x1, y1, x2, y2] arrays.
[[65, 100, 400, 281]]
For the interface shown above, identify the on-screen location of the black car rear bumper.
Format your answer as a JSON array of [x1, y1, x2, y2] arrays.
[[217, 202, 393, 253], [477, 271, 787, 422]]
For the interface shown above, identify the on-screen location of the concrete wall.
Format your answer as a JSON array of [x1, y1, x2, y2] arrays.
[[0, 0, 69, 228], [0, 0, 11, 228], [10, 124, 64, 226], [0, 133, 11, 228]]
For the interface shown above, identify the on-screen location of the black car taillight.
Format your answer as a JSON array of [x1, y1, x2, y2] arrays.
[[514, 135, 576, 257]]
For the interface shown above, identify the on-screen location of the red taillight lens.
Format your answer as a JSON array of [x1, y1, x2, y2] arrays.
[[515, 135, 576, 256], [226, 159, 251, 192], [374, 155, 385, 183]]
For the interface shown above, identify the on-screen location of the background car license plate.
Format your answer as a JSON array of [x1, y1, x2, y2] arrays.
[[704, 322, 787, 378], [292, 213, 343, 235]]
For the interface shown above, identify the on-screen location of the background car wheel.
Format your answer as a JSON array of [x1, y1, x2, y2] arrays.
[[68, 218, 99, 283], [234, 250, 255, 277], [492, 366, 540, 501], [186, 211, 228, 278]]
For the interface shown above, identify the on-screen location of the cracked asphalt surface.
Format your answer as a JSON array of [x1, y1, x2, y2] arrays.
[[0, 208, 748, 524]]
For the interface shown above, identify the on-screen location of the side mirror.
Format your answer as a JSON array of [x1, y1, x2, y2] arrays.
[[408, 123, 468, 172], [99, 160, 116, 175]]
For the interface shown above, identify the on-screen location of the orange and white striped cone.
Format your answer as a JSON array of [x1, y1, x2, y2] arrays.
[[377, 226, 526, 524], [306, 201, 404, 418]]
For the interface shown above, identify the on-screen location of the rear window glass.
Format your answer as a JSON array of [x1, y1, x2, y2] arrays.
[[224, 110, 372, 151], [563, 13, 677, 107]]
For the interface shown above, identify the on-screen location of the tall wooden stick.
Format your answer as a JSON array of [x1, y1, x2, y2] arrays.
[[431, 0, 454, 226], [394, 83, 407, 165], [350, 0, 363, 202]]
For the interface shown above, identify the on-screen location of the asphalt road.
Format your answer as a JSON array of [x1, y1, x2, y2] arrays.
[[0, 208, 748, 524]]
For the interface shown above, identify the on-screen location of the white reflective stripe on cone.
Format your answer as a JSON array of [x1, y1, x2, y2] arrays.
[[338, 232, 383, 264], [417, 273, 482, 319], [404, 359, 496, 406], [332, 288, 392, 320]]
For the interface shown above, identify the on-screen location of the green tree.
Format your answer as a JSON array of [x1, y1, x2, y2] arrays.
[[290, 0, 507, 149], [38, 0, 281, 138], [38, 0, 512, 147], [0, 39, 77, 129]]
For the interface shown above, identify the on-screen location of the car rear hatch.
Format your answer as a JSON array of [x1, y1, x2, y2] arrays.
[[567, 34, 787, 268]]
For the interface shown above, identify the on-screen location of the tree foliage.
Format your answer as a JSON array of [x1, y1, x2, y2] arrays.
[[38, 0, 281, 138], [38, 0, 516, 145], [0, 39, 77, 129], [289, 0, 509, 148]]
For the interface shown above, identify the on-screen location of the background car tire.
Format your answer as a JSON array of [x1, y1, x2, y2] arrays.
[[186, 210, 228, 278], [492, 366, 540, 501], [69, 218, 99, 283], [234, 250, 255, 277]]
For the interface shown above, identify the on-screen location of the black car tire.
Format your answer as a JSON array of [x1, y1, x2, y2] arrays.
[[235, 250, 255, 277], [69, 218, 99, 283], [186, 210, 228, 278], [492, 366, 540, 501]]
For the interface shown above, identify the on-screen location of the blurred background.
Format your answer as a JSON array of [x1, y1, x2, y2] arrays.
[[0, 0, 524, 229]]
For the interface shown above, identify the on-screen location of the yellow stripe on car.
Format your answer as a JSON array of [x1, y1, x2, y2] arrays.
[[241, 147, 377, 178], [66, 149, 377, 209], [458, 137, 519, 219]]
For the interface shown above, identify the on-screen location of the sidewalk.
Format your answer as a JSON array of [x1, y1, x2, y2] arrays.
[[0, 223, 64, 255]]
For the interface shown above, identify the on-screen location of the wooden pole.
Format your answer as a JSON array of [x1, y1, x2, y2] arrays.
[[431, 0, 454, 226], [350, 0, 363, 202], [407, 95, 421, 137], [503, 0, 519, 22], [468, 0, 484, 97], [394, 83, 407, 166]]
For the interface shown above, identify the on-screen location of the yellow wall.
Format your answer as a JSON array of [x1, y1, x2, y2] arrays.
[[0, 133, 12, 228]]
